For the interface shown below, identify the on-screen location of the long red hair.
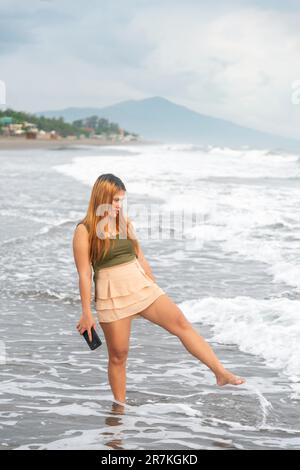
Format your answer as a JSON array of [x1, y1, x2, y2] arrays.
[[77, 174, 140, 267]]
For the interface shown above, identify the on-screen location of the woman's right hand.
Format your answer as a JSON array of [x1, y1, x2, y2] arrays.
[[76, 314, 97, 342]]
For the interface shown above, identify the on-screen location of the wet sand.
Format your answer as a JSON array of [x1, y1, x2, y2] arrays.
[[0, 136, 156, 151]]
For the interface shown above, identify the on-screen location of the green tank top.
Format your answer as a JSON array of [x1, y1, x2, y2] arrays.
[[92, 233, 136, 274], [76, 222, 136, 278]]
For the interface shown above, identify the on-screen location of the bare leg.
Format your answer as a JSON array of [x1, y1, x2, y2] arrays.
[[99, 316, 132, 403], [139, 294, 245, 386]]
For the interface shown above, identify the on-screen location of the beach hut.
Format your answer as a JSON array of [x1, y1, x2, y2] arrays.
[[0, 116, 13, 126], [26, 127, 38, 139]]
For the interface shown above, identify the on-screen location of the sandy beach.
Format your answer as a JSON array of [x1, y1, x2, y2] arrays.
[[0, 136, 156, 151]]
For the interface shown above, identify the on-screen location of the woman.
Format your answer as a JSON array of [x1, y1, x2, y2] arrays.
[[73, 174, 245, 405]]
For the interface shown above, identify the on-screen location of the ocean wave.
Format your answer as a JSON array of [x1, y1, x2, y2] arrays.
[[180, 295, 300, 381], [17, 288, 79, 305], [1, 218, 80, 246], [52, 144, 300, 188]]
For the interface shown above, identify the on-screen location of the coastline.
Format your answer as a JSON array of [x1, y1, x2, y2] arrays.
[[0, 136, 160, 151]]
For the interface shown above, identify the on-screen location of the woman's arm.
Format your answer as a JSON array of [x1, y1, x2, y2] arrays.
[[136, 244, 157, 283], [73, 224, 96, 341], [126, 215, 157, 282]]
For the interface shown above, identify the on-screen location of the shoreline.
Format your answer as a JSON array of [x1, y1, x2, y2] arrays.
[[0, 136, 161, 151]]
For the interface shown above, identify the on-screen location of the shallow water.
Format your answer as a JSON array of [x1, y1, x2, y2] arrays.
[[0, 144, 300, 449]]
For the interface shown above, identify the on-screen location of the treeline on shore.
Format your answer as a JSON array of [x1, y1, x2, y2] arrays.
[[0, 109, 137, 138]]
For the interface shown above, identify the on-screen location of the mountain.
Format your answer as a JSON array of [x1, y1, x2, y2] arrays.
[[36, 96, 300, 152]]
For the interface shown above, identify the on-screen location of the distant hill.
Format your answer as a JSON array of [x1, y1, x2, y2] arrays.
[[36, 96, 300, 152]]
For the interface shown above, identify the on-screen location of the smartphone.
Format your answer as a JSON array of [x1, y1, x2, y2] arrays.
[[82, 326, 102, 350]]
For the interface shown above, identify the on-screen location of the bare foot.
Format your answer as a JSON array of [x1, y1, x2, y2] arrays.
[[215, 370, 246, 386], [111, 400, 126, 414]]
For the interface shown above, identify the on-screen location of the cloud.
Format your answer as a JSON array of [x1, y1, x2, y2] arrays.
[[0, 0, 300, 139], [130, 4, 300, 138], [0, 0, 72, 54]]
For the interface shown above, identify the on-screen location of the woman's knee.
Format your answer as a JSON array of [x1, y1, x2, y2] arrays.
[[108, 348, 129, 365], [100, 318, 131, 365]]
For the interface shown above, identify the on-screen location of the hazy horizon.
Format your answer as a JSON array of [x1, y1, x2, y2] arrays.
[[1, 0, 300, 140]]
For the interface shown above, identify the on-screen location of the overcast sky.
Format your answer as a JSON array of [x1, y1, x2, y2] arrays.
[[1, 0, 300, 139]]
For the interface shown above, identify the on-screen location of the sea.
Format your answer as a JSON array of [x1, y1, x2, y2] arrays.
[[0, 142, 300, 450]]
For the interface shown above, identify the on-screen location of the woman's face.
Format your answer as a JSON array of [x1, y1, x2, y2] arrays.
[[111, 190, 126, 217]]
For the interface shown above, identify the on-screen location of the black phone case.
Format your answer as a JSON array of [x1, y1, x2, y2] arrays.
[[83, 326, 102, 350]]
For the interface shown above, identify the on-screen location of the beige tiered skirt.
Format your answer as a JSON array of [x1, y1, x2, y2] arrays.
[[94, 257, 166, 323]]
